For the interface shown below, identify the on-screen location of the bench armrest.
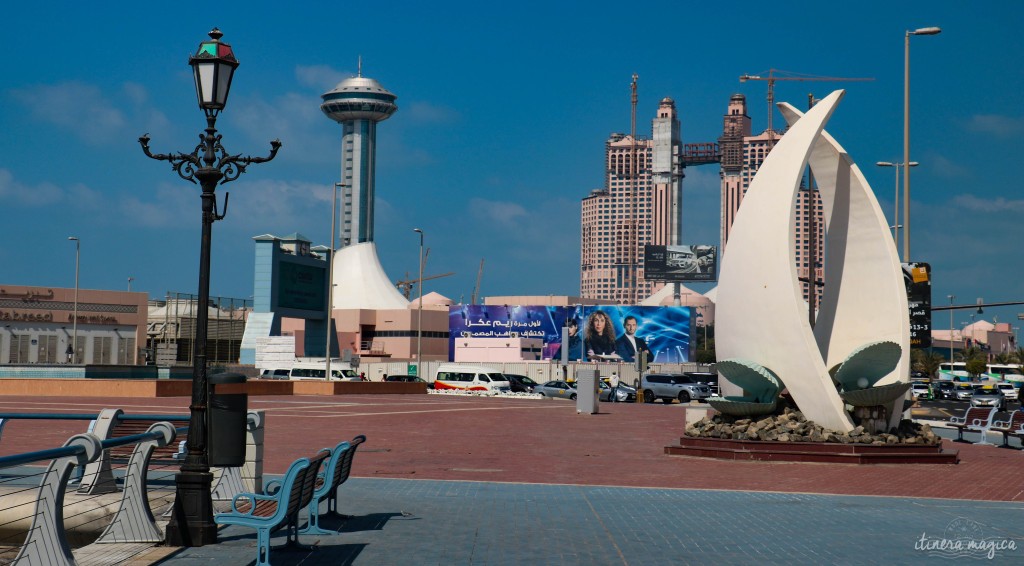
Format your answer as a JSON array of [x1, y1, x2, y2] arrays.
[[948, 417, 966, 425], [992, 419, 1009, 429], [229, 492, 277, 515], [263, 480, 282, 495]]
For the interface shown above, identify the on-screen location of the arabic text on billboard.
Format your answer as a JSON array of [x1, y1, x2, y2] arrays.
[[448, 305, 693, 363]]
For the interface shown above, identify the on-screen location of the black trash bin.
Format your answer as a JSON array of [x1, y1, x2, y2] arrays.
[[208, 372, 248, 467]]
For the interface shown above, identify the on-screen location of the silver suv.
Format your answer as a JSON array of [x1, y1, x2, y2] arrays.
[[641, 373, 712, 404]]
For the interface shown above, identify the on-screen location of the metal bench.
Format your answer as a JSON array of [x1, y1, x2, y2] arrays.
[[302, 434, 367, 535], [214, 449, 330, 566], [990, 409, 1024, 448], [949, 406, 999, 444]]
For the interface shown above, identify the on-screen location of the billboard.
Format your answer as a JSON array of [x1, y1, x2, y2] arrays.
[[644, 244, 717, 282], [904, 262, 931, 348], [277, 260, 327, 312], [448, 305, 693, 363]]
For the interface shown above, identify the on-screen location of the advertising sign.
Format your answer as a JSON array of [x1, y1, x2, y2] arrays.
[[449, 305, 693, 363], [903, 262, 931, 348], [644, 244, 717, 282], [277, 260, 326, 312], [448, 305, 566, 361]]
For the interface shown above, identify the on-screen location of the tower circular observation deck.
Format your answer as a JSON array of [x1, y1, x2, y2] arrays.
[[320, 76, 397, 122]]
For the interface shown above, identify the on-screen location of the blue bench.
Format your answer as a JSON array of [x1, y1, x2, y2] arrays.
[[215, 449, 330, 566], [302, 434, 367, 535]]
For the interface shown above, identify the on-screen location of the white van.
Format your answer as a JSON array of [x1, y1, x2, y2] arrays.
[[434, 364, 511, 394], [282, 361, 360, 381]]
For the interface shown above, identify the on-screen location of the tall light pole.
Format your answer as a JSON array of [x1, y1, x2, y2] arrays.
[[876, 161, 918, 256], [903, 26, 941, 261], [413, 228, 424, 374], [948, 294, 955, 363], [139, 29, 280, 547], [325, 182, 342, 381], [67, 237, 79, 364], [127, 276, 134, 292]]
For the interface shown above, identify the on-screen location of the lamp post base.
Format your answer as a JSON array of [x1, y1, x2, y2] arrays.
[[163, 470, 217, 547]]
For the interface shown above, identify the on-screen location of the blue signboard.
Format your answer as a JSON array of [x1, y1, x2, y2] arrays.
[[448, 305, 692, 363]]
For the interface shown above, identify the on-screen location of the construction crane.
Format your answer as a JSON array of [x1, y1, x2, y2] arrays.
[[739, 69, 874, 148], [395, 272, 454, 300], [470, 259, 484, 305]]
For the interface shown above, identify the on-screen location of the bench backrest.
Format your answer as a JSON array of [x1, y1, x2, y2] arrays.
[[292, 450, 330, 517], [264, 457, 311, 523], [320, 441, 352, 496], [109, 419, 187, 461], [963, 407, 996, 425], [1009, 410, 1024, 430], [335, 435, 366, 488]]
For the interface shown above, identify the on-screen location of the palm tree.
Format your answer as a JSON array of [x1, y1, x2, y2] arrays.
[[911, 349, 944, 378]]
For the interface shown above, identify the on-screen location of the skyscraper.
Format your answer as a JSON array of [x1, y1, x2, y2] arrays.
[[717, 94, 824, 308], [581, 98, 682, 303], [320, 68, 409, 309]]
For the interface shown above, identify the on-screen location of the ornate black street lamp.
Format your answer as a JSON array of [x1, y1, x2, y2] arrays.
[[139, 28, 280, 547]]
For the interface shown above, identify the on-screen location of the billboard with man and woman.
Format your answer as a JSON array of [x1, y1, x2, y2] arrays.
[[448, 304, 693, 363]]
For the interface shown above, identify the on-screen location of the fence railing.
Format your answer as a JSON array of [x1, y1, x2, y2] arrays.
[[0, 410, 263, 565]]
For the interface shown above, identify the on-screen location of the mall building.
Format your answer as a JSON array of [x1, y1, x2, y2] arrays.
[[0, 285, 147, 365]]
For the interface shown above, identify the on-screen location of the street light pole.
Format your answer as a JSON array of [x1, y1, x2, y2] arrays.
[[903, 26, 941, 261], [140, 29, 280, 547], [876, 161, 918, 257], [948, 294, 955, 363], [67, 237, 79, 364], [127, 276, 134, 292], [413, 228, 424, 374], [325, 182, 342, 381]]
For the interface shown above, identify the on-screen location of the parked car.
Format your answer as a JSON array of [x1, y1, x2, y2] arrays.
[[683, 372, 720, 395], [503, 373, 539, 393], [910, 381, 932, 400], [599, 381, 637, 402], [260, 368, 290, 380], [954, 382, 975, 401], [640, 373, 712, 404], [385, 375, 432, 388], [996, 382, 1018, 402], [536, 380, 577, 400], [970, 385, 1007, 412], [933, 381, 956, 400]]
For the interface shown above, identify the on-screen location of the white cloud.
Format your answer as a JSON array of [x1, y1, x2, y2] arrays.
[[295, 65, 351, 90], [965, 114, 1024, 138], [118, 182, 195, 228], [404, 101, 460, 125], [926, 154, 971, 178], [951, 194, 1024, 213], [0, 168, 70, 206], [468, 198, 529, 228], [11, 81, 127, 144]]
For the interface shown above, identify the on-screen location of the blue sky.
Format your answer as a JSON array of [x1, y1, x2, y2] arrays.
[[3, 2, 1022, 333]]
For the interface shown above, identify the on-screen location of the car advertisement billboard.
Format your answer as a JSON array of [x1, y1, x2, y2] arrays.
[[644, 244, 717, 282], [448, 305, 693, 363]]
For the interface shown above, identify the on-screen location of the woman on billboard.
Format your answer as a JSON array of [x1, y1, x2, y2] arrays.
[[584, 310, 620, 361]]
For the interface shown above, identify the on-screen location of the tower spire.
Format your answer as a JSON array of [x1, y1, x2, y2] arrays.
[[357, 56, 362, 77]]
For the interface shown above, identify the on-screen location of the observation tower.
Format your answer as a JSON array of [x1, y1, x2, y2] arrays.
[[321, 66, 408, 309]]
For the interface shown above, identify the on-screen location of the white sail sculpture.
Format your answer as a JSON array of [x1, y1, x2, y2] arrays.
[[715, 90, 909, 433]]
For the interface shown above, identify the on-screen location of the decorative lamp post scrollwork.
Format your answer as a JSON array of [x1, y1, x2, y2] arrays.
[[139, 28, 280, 547]]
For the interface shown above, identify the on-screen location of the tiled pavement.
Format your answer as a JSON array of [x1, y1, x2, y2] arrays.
[[158, 479, 1024, 564], [0, 393, 1021, 564]]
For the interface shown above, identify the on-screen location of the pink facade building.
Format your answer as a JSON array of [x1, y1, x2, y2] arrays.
[[581, 98, 682, 303], [717, 94, 824, 307]]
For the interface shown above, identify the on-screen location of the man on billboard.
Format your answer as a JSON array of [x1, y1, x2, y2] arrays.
[[615, 315, 650, 363], [553, 318, 583, 361]]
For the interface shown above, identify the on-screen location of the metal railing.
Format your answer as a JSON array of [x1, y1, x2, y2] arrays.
[[0, 410, 262, 565]]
